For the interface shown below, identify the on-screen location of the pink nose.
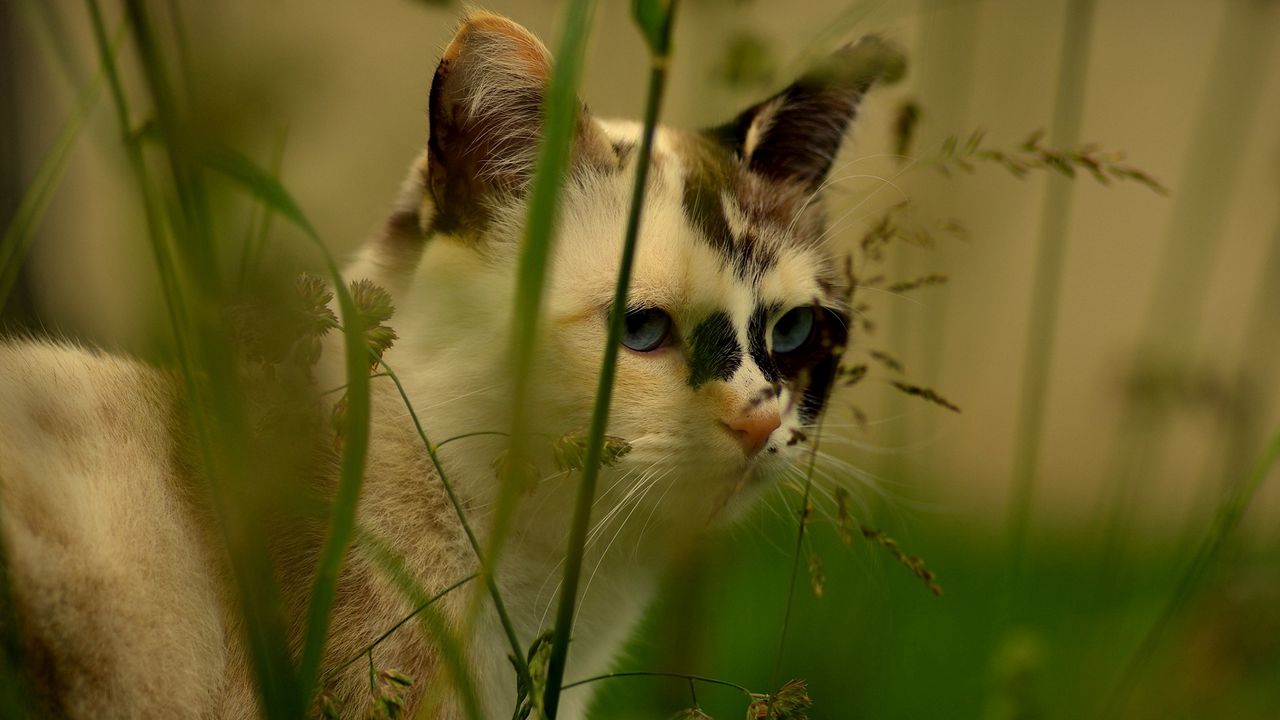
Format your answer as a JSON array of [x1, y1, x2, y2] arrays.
[[721, 410, 781, 456]]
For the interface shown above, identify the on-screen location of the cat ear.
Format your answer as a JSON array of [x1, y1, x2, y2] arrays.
[[425, 12, 565, 232], [710, 36, 905, 190]]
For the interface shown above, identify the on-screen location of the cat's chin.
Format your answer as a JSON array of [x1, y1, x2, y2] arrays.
[[698, 453, 787, 527]]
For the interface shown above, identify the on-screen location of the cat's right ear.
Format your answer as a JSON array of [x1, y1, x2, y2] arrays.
[[710, 36, 906, 192], [425, 12, 555, 235]]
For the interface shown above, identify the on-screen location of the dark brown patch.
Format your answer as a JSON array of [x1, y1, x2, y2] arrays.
[[678, 127, 850, 288], [384, 209, 423, 247], [680, 164, 733, 258], [747, 303, 782, 383], [709, 36, 903, 191]]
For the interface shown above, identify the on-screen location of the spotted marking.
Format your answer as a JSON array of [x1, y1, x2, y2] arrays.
[[796, 308, 849, 422], [747, 304, 781, 383], [687, 311, 742, 388]]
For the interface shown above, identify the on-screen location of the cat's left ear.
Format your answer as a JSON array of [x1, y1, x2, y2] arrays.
[[423, 12, 611, 236], [710, 36, 906, 190]]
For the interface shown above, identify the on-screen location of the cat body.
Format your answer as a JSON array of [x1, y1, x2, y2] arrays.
[[0, 12, 899, 718]]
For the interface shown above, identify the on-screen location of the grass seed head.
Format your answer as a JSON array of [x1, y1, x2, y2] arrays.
[[378, 669, 413, 688], [316, 691, 340, 720], [771, 679, 812, 719], [552, 432, 633, 471], [492, 449, 540, 493]]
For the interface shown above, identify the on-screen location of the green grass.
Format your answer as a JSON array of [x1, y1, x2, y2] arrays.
[[87, 0, 305, 713], [590, 505, 1280, 719]]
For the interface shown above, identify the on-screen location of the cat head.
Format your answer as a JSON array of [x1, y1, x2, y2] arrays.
[[388, 12, 903, 528]]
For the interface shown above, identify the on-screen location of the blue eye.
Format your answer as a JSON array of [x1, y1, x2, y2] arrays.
[[771, 306, 814, 354], [621, 308, 672, 352]]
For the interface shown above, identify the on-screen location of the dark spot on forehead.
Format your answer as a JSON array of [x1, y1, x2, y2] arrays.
[[747, 304, 781, 383], [733, 232, 779, 282], [687, 311, 742, 388], [681, 171, 733, 258]]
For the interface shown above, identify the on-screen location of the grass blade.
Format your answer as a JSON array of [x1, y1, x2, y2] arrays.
[[0, 22, 111, 316], [197, 143, 374, 702], [1003, 0, 1096, 596], [490, 0, 599, 589], [97, 0, 311, 713], [541, 2, 676, 716], [329, 573, 476, 677]]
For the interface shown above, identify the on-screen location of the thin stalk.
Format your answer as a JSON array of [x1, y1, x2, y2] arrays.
[[122, 0, 217, 291], [541, 6, 674, 713], [236, 127, 288, 291], [771, 412, 826, 686], [320, 372, 390, 397], [560, 671, 754, 699], [1102, 427, 1280, 718], [434, 430, 511, 451], [1004, 0, 1096, 592], [489, 0, 598, 594], [329, 573, 476, 676], [191, 142, 382, 707], [355, 528, 483, 720], [0, 21, 112, 315], [379, 361, 530, 687]]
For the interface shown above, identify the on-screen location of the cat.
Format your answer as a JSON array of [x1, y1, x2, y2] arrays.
[[0, 10, 900, 719]]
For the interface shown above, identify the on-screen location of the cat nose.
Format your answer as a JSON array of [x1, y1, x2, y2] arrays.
[[721, 410, 781, 456]]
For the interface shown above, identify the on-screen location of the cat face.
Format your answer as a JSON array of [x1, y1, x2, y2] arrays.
[[409, 12, 901, 526], [528, 125, 849, 520]]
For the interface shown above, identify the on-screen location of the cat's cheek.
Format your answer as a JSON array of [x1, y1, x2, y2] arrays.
[[608, 349, 687, 435]]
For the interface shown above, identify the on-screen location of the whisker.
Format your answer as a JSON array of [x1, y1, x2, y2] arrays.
[[575, 468, 676, 629]]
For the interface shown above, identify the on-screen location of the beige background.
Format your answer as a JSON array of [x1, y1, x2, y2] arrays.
[[13, 0, 1280, 539]]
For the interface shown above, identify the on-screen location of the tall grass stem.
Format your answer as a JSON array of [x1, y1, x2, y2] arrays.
[[379, 361, 531, 686], [771, 414, 826, 686], [1004, 0, 1096, 595], [482, 0, 598, 647], [86, 1, 310, 713], [541, 3, 675, 714]]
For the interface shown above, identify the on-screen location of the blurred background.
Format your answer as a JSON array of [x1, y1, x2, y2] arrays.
[[4, 0, 1280, 718]]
